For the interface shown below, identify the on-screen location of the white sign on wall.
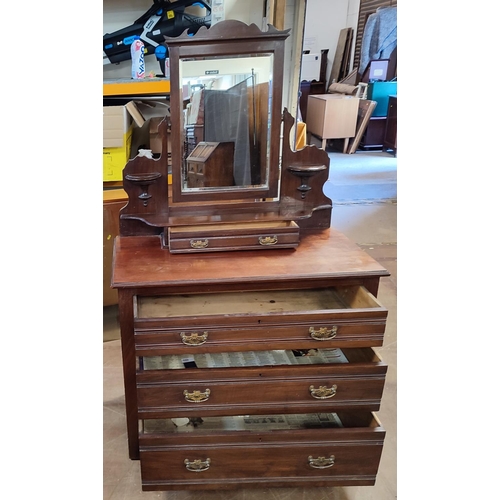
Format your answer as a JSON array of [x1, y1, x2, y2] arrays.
[[212, 0, 225, 24]]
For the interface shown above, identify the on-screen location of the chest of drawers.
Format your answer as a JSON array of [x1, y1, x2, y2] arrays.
[[112, 227, 390, 491]]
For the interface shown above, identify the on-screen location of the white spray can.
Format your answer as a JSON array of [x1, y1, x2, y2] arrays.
[[130, 37, 145, 80]]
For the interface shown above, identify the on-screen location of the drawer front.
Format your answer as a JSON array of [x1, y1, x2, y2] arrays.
[[168, 231, 300, 253], [134, 320, 386, 355], [168, 221, 300, 253], [139, 426, 385, 490], [136, 363, 387, 417]]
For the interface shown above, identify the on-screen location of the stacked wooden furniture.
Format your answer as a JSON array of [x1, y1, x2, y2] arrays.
[[112, 20, 390, 493]]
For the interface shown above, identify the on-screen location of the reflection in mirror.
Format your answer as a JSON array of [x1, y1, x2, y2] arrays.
[[180, 54, 273, 192]]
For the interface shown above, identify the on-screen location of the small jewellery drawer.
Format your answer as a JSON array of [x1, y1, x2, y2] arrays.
[[136, 348, 387, 417], [139, 412, 385, 491], [167, 221, 300, 253], [134, 286, 388, 355]]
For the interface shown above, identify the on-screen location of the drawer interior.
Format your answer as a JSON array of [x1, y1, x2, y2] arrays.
[[141, 347, 381, 370], [169, 220, 298, 234], [136, 286, 382, 319], [141, 411, 380, 435]]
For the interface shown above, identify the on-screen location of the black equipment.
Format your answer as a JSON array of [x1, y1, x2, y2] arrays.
[[103, 0, 212, 73]]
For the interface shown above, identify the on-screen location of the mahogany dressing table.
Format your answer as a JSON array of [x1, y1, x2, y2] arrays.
[[112, 20, 390, 491]]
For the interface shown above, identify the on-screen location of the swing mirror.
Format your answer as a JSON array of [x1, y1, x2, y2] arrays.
[[166, 21, 289, 203]]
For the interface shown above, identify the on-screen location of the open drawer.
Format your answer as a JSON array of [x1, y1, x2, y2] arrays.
[[136, 347, 387, 417], [139, 411, 385, 491], [134, 285, 388, 354]]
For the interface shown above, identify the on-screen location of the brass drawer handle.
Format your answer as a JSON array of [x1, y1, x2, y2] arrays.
[[184, 458, 211, 472], [308, 455, 335, 469], [309, 384, 337, 399], [309, 326, 337, 341], [183, 388, 211, 403], [258, 235, 278, 246], [190, 239, 209, 249], [180, 331, 208, 345]]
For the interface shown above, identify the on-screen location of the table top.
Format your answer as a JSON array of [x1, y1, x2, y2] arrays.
[[111, 227, 389, 290]]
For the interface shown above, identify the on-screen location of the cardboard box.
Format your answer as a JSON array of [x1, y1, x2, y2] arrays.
[[103, 105, 134, 181], [103, 105, 132, 148], [103, 125, 133, 181], [103, 100, 169, 182], [149, 117, 164, 155], [306, 94, 359, 139]]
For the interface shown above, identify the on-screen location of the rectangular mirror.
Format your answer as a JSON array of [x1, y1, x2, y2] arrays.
[[166, 22, 289, 203], [180, 54, 273, 192]]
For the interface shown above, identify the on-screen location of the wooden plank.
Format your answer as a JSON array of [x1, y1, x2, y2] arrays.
[[339, 68, 359, 86], [268, 0, 286, 30], [339, 28, 353, 81], [328, 28, 351, 87], [347, 100, 377, 154]]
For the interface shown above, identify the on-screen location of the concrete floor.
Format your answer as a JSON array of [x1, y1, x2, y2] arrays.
[[103, 150, 397, 499]]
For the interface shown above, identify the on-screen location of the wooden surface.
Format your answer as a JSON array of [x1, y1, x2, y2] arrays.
[[112, 227, 389, 291]]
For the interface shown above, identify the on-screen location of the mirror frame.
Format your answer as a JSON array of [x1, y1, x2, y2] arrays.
[[165, 20, 290, 203]]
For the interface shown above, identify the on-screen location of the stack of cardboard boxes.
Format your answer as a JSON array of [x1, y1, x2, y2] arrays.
[[103, 101, 170, 182]]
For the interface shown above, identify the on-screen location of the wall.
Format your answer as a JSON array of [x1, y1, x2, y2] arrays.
[[302, 0, 360, 85]]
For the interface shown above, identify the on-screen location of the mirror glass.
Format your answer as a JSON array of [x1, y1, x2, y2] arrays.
[[179, 53, 273, 192]]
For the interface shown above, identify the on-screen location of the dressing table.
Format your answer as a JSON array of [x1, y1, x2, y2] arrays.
[[112, 20, 390, 491]]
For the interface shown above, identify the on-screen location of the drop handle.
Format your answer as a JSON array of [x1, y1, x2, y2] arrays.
[[308, 455, 335, 469], [184, 458, 211, 472], [258, 235, 278, 245], [190, 239, 209, 249], [309, 326, 337, 341], [183, 388, 211, 403], [180, 331, 208, 345], [309, 384, 337, 399]]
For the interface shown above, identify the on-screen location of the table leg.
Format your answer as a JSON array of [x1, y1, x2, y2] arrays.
[[118, 289, 139, 460]]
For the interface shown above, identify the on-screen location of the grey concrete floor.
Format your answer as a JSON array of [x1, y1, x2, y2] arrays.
[[103, 150, 397, 499]]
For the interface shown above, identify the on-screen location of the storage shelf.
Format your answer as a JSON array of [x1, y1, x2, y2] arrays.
[[103, 78, 171, 97]]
